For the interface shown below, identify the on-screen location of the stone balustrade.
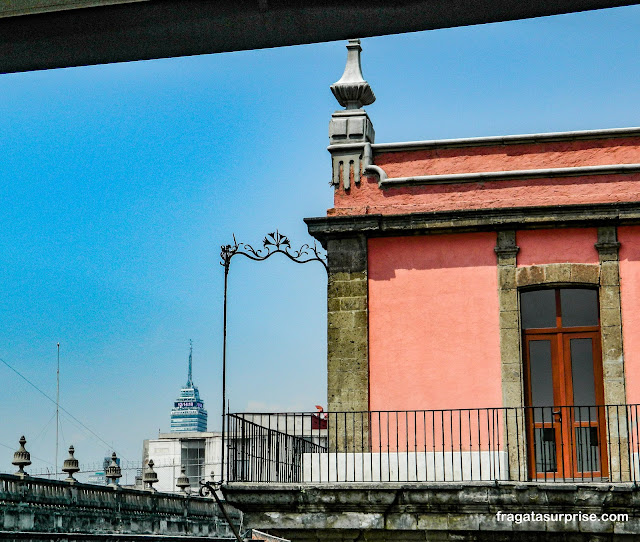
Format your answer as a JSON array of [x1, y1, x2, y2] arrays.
[[0, 473, 237, 537]]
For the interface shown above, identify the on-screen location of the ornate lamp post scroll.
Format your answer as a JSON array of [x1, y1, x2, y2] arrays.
[[216, 231, 327, 487], [221, 230, 328, 270]]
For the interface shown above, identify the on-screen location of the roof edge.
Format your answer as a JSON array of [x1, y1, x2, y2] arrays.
[[369, 126, 640, 153]]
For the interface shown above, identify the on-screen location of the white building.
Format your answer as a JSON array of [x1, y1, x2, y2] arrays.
[[143, 432, 222, 493], [143, 413, 328, 492]]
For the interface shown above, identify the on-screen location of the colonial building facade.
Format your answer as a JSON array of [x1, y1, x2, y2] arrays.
[[223, 40, 640, 541]]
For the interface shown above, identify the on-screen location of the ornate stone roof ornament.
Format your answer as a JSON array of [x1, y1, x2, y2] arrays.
[[327, 39, 376, 190], [12, 435, 31, 478], [143, 459, 159, 492], [331, 39, 375, 110], [106, 452, 122, 488], [62, 445, 80, 483], [176, 466, 190, 494]]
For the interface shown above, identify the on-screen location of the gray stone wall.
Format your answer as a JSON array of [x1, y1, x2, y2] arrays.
[[326, 236, 369, 453], [494, 230, 526, 481], [326, 236, 369, 415], [595, 226, 629, 482], [225, 481, 640, 541], [595, 226, 627, 407]]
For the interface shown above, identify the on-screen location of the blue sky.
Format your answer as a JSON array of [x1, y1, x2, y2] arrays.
[[1, 5, 639, 478]]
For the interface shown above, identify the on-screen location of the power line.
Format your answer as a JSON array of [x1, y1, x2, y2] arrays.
[[31, 412, 57, 444], [0, 357, 128, 461], [0, 440, 56, 467]]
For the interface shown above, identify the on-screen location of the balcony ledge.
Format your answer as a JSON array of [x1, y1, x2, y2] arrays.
[[223, 482, 640, 541]]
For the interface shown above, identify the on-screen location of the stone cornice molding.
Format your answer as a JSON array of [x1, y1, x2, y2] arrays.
[[328, 126, 640, 158], [370, 126, 640, 153], [494, 247, 519, 258], [305, 202, 640, 246]]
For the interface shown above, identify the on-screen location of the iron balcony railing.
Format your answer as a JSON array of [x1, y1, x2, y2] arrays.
[[227, 405, 640, 484]]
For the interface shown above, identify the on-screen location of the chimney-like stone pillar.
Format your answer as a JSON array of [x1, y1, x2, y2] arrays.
[[325, 40, 376, 453], [328, 39, 375, 191]]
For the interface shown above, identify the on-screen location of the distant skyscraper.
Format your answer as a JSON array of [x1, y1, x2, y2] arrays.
[[170, 341, 208, 432]]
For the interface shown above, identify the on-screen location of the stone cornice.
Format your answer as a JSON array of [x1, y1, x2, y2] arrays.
[[371, 126, 640, 153], [305, 202, 640, 246], [327, 126, 640, 155]]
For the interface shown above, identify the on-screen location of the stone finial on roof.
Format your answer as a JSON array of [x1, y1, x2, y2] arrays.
[[327, 40, 376, 189], [106, 452, 122, 488], [143, 459, 159, 492], [12, 435, 31, 478], [62, 445, 80, 483], [176, 466, 190, 494], [331, 39, 375, 110]]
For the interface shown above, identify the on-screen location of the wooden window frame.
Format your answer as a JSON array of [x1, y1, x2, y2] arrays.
[[521, 287, 607, 480]]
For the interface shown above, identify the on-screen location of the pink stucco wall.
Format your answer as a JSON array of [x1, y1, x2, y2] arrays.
[[516, 228, 599, 266], [368, 233, 502, 413], [618, 227, 640, 405], [330, 173, 640, 216], [330, 136, 640, 216]]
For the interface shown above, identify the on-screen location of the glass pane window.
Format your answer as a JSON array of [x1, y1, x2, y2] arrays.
[[529, 340, 554, 413], [181, 439, 205, 487], [560, 289, 599, 327], [570, 338, 596, 407], [521, 287, 599, 329], [521, 290, 556, 329]]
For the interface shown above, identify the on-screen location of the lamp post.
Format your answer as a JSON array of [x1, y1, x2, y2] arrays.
[[216, 231, 327, 485]]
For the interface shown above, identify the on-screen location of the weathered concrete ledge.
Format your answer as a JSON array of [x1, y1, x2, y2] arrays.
[[223, 481, 640, 541], [0, 533, 234, 541]]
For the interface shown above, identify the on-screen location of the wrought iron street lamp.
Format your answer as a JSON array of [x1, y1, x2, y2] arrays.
[[215, 231, 327, 485]]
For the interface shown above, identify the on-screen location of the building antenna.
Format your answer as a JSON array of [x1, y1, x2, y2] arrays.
[[55, 342, 60, 480], [187, 339, 193, 387]]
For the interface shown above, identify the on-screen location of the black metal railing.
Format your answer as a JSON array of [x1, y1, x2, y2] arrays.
[[226, 405, 640, 484], [227, 413, 327, 483]]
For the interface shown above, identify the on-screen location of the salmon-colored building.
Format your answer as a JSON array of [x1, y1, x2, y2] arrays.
[[225, 40, 640, 541], [308, 40, 640, 482]]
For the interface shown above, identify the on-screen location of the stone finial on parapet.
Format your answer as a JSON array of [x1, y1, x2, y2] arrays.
[[143, 459, 159, 492], [330, 39, 376, 110], [12, 435, 31, 478], [62, 445, 80, 483], [105, 452, 122, 488], [176, 466, 190, 494], [329, 39, 375, 191]]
